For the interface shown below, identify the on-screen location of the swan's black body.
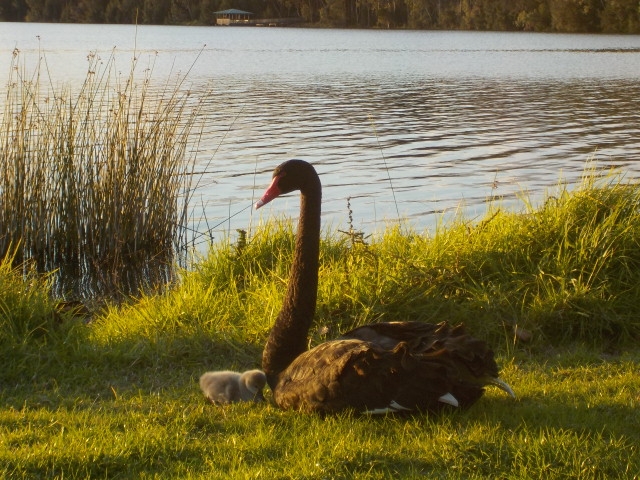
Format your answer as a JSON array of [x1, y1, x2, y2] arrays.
[[256, 160, 514, 414]]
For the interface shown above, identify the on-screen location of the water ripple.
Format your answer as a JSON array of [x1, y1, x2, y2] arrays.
[[2, 24, 639, 242], [188, 76, 640, 237]]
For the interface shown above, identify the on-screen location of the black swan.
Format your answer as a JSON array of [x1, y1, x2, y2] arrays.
[[256, 159, 515, 414], [199, 370, 267, 404]]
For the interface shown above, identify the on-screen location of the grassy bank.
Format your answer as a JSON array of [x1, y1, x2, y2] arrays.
[[1, 172, 640, 478]]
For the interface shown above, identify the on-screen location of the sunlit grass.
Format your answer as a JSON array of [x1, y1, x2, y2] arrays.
[[1, 354, 638, 478], [0, 247, 58, 346], [1, 172, 640, 478]]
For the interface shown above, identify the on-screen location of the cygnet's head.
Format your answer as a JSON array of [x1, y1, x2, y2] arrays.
[[238, 369, 267, 402]]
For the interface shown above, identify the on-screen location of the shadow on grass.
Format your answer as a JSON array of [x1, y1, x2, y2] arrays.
[[0, 445, 220, 479], [475, 391, 639, 441], [0, 331, 264, 409]]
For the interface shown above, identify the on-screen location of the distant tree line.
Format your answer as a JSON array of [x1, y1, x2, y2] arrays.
[[1, 0, 639, 32]]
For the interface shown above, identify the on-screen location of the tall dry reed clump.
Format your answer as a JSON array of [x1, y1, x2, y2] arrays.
[[0, 48, 199, 299]]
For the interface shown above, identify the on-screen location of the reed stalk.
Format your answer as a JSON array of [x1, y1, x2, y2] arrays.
[[0, 48, 199, 299]]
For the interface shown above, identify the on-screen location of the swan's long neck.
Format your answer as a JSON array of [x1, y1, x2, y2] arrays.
[[262, 179, 321, 389]]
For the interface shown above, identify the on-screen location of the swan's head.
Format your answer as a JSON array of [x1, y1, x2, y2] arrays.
[[255, 159, 318, 209]]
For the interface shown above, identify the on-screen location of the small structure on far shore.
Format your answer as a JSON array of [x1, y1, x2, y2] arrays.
[[214, 9, 254, 25]]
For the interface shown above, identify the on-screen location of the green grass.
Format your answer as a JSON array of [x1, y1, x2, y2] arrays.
[[1, 172, 640, 478], [1, 353, 638, 478]]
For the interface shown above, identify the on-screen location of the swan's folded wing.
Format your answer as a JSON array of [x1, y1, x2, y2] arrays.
[[273, 339, 400, 413], [340, 321, 441, 350], [275, 324, 512, 413], [272, 339, 463, 414]]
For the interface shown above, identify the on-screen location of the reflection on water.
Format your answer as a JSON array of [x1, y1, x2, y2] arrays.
[[2, 23, 640, 242], [195, 77, 640, 240]]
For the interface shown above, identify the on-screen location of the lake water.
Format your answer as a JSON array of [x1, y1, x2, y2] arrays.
[[2, 23, 640, 244]]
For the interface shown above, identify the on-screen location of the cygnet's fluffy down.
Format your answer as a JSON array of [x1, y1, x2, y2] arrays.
[[199, 369, 267, 404]]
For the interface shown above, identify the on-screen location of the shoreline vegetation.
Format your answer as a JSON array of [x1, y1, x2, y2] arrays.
[[1, 48, 202, 300], [2, 0, 640, 34], [2, 53, 640, 477]]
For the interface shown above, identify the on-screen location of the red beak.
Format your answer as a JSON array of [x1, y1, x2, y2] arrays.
[[255, 173, 283, 209]]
